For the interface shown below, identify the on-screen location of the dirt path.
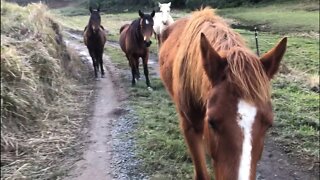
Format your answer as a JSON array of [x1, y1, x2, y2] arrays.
[[67, 74, 116, 180], [63, 31, 147, 180], [257, 137, 318, 180], [63, 32, 117, 180], [63, 30, 318, 180]]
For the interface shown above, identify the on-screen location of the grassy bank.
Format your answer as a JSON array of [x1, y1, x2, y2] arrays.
[[1, 1, 93, 179], [217, 0, 319, 34]]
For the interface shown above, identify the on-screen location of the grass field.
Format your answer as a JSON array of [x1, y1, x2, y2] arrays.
[[55, 2, 319, 178], [217, 0, 319, 34]]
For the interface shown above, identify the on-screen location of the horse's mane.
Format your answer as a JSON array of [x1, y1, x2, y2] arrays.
[[127, 19, 143, 44], [174, 7, 270, 105]]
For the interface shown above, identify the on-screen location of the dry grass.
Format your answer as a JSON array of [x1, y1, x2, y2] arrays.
[[1, 1, 93, 179]]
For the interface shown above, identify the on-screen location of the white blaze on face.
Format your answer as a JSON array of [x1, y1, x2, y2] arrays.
[[145, 19, 149, 25], [237, 100, 257, 180]]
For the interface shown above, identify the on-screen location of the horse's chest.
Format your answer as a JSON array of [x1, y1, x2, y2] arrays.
[[128, 44, 146, 57], [87, 35, 103, 45]]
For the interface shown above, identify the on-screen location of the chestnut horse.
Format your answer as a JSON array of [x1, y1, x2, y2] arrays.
[[83, 6, 106, 78], [119, 10, 155, 88], [159, 8, 287, 180]]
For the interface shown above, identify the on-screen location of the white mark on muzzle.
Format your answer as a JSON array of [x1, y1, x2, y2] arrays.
[[237, 100, 257, 180]]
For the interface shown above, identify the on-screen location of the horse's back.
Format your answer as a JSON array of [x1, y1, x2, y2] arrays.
[[119, 24, 130, 53], [159, 18, 188, 95], [120, 24, 129, 34]]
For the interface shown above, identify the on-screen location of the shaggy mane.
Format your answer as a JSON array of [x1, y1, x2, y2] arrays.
[[173, 7, 270, 105]]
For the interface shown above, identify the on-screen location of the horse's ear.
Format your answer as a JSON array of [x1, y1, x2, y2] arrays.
[[151, 10, 155, 17], [97, 4, 100, 12], [260, 37, 287, 79], [200, 33, 227, 84], [158, 2, 162, 7], [139, 10, 144, 18], [168, 2, 171, 7], [89, 6, 93, 13]]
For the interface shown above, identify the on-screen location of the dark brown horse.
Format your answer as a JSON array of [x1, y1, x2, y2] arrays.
[[119, 10, 155, 88], [83, 6, 106, 78], [159, 8, 287, 180]]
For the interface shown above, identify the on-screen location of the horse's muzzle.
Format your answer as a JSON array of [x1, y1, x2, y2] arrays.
[[144, 41, 152, 47]]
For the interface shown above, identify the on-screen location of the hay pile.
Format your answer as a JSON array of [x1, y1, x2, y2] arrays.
[[1, 1, 93, 179]]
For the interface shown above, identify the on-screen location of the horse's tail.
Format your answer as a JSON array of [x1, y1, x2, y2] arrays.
[[120, 24, 129, 33]]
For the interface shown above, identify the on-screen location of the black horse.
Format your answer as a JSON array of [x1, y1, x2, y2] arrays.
[[83, 6, 106, 78], [119, 10, 155, 88]]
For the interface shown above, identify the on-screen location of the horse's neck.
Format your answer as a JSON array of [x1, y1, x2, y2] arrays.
[[168, 14, 174, 24], [131, 20, 143, 42], [162, 12, 174, 24], [86, 26, 101, 38]]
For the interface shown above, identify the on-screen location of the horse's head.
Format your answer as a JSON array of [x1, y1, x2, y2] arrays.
[[89, 6, 101, 34], [158, 2, 171, 25], [200, 33, 287, 179], [138, 10, 155, 47]]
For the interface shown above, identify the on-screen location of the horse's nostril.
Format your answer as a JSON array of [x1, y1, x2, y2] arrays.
[[144, 41, 152, 47]]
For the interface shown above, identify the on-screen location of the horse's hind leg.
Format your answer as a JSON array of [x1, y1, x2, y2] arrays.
[[180, 114, 209, 180], [142, 54, 151, 88]]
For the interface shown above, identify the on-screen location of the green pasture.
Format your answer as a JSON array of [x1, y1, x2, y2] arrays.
[[217, 0, 319, 33]]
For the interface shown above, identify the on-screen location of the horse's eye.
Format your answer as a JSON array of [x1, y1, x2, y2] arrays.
[[209, 118, 219, 130]]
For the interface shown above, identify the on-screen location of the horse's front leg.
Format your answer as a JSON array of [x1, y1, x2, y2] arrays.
[[128, 55, 136, 86], [89, 50, 98, 78], [135, 58, 140, 80], [99, 50, 105, 78], [142, 54, 151, 88], [180, 112, 209, 180]]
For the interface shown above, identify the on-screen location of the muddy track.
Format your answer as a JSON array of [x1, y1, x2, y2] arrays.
[[63, 31, 147, 180], [63, 31, 318, 180]]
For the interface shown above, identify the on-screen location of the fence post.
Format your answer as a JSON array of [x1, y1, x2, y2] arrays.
[[254, 27, 260, 56]]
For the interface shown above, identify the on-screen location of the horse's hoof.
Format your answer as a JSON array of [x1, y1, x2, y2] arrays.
[[147, 86, 153, 91], [101, 74, 105, 78]]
